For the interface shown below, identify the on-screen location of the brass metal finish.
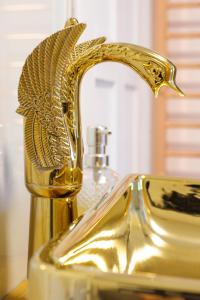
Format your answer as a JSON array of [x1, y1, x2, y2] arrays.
[[17, 18, 188, 300], [28, 196, 77, 260], [17, 19, 183, 259], [30, 175, 200, 299]]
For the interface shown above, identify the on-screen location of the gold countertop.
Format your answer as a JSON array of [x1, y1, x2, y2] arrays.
[[4, 281, 27, 300]]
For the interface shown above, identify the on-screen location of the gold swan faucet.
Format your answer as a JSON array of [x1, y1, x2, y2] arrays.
[[17, 19, 200, 299]]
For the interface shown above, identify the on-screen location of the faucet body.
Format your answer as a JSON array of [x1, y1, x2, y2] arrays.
[[25, 149, 79, 258], [17, 19, 183, 261]]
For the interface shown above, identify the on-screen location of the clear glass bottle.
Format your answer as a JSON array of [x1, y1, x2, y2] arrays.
[[78, 126, 119, 215]]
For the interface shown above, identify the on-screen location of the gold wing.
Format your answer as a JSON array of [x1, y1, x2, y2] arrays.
[[17, 22, 106, 169]]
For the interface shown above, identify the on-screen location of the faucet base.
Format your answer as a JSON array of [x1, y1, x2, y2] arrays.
[[28, 196, 78, 260]]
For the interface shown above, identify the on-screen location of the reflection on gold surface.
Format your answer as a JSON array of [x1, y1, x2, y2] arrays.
[[39, 176, 200, 289], [150, 233, 166, 248], [128, 245, 161, 274], [28, 175, 200, 299]]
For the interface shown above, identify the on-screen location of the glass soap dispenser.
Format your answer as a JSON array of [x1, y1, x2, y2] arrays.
[[78, 126, 119, 215]]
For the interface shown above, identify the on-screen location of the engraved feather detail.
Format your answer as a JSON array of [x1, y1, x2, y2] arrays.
[[17, 23, 106, 168]]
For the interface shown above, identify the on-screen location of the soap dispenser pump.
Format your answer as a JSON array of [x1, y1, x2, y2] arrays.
[[78, 126, 119, 214]]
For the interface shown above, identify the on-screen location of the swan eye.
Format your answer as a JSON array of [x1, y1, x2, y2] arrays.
[[62, 103, 67, 114]]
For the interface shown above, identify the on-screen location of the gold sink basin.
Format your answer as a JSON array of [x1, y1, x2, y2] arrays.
[[29, 175, 200, 299]]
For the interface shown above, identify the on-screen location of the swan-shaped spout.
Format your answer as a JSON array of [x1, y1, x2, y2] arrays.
[[17, 18, 183, 196], [17, 19, 183, 258]]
